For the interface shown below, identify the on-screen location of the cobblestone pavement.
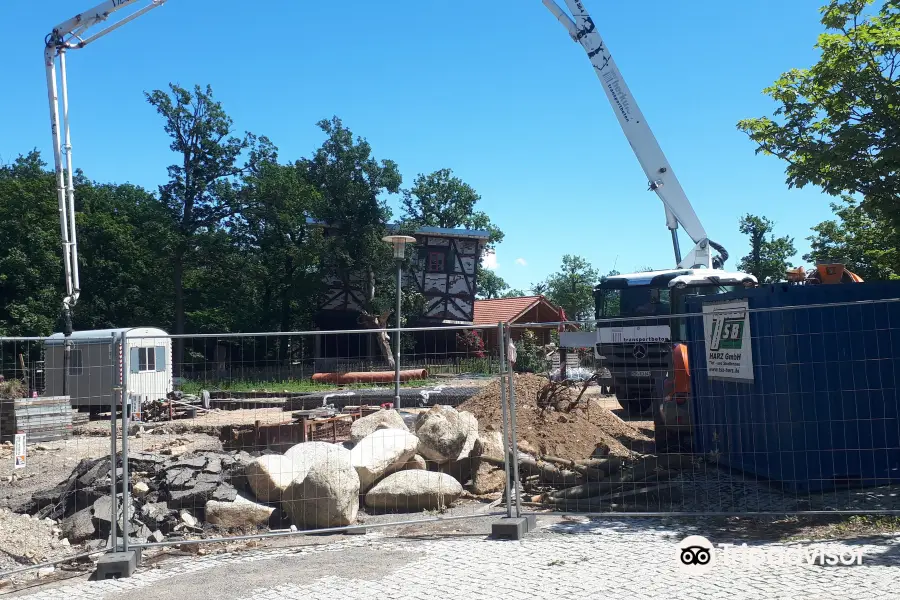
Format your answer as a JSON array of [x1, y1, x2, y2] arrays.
[[9, 517, 900, 600]]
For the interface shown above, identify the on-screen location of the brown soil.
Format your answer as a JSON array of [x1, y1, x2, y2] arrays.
[[458, 374, 653, 461]]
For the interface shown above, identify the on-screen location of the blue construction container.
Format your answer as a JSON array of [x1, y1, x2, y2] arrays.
[[684, 282, 900, 492]]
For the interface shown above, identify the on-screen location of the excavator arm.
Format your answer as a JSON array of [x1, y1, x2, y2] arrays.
[[543, 0, 728, 270]]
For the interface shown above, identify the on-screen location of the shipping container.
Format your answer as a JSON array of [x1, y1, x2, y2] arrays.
[[684, 282, 900, 492]]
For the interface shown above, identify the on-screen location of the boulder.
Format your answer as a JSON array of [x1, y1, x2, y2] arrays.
[[350, 429, 419, 491], [245, 455, 303, 502], [384, 454, 427, 477], [414, 405, 479, 464], [205, 494, 275, 529], [471, 431, 506, 495], [60, 507, 95, 543], [349, 409, 408, 445], [283, 441, 348, 480], [282, 446, 358, 529], [364, 471, 463, 512]]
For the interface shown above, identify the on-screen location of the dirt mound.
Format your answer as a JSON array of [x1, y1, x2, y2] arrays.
[[458, 373, 651, 461]]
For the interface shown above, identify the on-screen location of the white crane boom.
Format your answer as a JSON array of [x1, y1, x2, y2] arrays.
[[44, 0, 168, 334], [542, 0, 727, 270]]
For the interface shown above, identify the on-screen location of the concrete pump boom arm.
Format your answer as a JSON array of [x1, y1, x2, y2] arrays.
[[542, 0, 725, 270], [44, 0, 168, 334]]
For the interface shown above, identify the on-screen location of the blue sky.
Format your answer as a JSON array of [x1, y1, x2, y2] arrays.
[[3, 0, 835, 292]]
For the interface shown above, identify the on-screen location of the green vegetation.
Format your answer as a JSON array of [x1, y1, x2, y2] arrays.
[[178, 378, 436, 395]]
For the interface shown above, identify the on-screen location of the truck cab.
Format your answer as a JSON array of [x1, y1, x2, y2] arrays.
[[594, 268, 757, 415]]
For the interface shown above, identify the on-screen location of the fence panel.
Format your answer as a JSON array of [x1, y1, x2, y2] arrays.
[[110, 324, 510, 550], [505, 297, 900, 516], [0, 336, 118, 583]]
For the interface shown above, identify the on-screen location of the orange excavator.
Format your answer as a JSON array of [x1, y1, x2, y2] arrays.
[[786, 260, 864, 285]]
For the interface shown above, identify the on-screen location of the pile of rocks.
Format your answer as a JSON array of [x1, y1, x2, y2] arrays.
[[243, 405, 506, 529], [23, 450, 254, 545], [23, 405, 508, 545]]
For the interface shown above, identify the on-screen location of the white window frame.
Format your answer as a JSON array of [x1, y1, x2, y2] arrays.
[[138, 347, 156, 373]]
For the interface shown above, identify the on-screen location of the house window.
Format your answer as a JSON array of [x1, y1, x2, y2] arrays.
[[68, 348, 83, 376], [138, 347, 156, 372], [427, 251, 446, 273]]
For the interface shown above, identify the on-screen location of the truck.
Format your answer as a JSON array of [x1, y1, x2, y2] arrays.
[[541, 0, 759, 415]]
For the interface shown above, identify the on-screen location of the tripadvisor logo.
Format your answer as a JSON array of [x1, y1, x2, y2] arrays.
[[709, 312, 745, 351]]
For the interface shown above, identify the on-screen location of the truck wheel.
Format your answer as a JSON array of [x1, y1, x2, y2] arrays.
[[619, 395, 651, 416]]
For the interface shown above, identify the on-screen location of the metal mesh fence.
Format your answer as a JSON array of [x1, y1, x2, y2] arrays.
[[115, 325, 507, 550], [507, 297, 900, 516], [0, 335, 120, 580]]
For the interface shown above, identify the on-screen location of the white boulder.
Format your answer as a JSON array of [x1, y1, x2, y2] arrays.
[[350, 409, 408, 445], [414, 405, 479, 464], [245, 455, 303, 502], [205, 494, 275, 528], [350, 429, 419, 491], [282, 445, 359, 529], [364, 470, 463, 512]]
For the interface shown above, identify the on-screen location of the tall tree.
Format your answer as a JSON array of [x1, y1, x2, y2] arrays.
[[476, 269, 509, 299], [240, 158, 323, 336], [736, 214, 797, 283], [0, 152, 62, 336], [401, 168, 503, 248], [300, 117, 402, 363], [145, 83, 259, 371], [806, 196, 899, 280], [737, 0, 900, 229], [540, 255, 600, 321]]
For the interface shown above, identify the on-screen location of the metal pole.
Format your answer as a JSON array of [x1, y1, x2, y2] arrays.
[[109, 333, 119, 551], [506, 324, 523, 518], [394, 258, 402, 409], [120, 332, 130, 553], [497, 323, 513, 518], [59, 50, 80, 301]]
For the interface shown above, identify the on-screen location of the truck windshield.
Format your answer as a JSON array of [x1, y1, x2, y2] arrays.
[[597, 287, 670, 318]]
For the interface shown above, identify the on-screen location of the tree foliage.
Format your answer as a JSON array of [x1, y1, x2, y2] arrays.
[[736, 214, 797, 283], [476, 269, 509, 299], [401, 168, 503, 248], [805, 196, 900, 279], [737, 0, 900, 228], [538, 255, 599, 321]]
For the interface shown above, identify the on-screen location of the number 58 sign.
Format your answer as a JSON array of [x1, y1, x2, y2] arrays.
[[703, 299, 754, 382]]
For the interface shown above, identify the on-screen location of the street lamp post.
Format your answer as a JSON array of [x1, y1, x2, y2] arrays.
[[382, 234, 416, 409]]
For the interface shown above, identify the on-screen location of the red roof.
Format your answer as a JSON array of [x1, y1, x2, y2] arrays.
[[473, 295, 562, 326]]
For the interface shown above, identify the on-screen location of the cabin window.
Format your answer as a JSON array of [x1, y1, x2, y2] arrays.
[[427, 251, 446, 273], [68, 348, 83, 376], [138, 347, 156, 372]]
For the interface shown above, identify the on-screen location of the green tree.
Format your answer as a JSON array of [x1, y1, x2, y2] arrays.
[[0, 152, 62, 336], [240, 158, 323, 335], [502, 288, 525, 298], [737, 0, 900, 229], [74, 176, 174, 330], [145, 83, 259, 370], [401, 168, 503, 248], [301, 117, 403, 363], [541, 255, 599, 321], [476, 269, 509, 299], [805, 196, 899, 280], [736, 214, 797, 283]]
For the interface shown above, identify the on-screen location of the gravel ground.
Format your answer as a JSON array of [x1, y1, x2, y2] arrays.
[[0, 510, 75, 575], [0, 433, 222, 513]]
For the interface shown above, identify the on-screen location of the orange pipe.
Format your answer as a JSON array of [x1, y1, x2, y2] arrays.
[[311, 369, 428, 384]]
